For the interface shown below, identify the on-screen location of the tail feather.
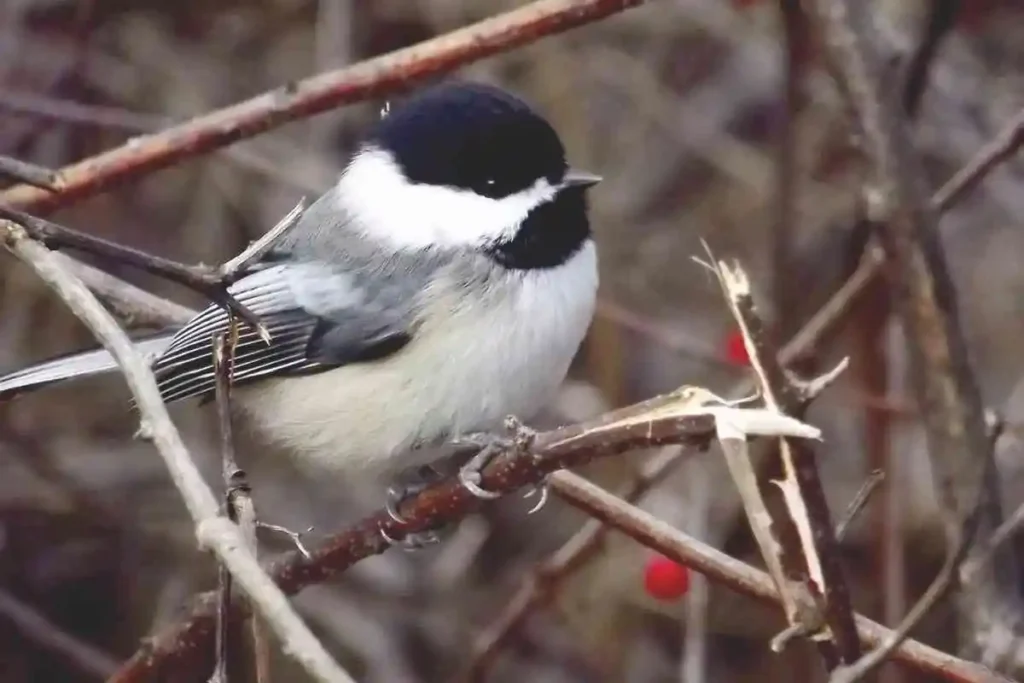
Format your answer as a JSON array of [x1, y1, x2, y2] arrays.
[[0, 333, 175, 399]]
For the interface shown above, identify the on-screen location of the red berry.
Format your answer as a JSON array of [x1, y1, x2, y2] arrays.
[[724, 330, 750, 366], [643, 555, 690, 601]]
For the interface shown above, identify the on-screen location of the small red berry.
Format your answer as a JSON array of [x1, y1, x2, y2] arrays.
[[643, 555, 690, 601], [724, 330, 750, 366]]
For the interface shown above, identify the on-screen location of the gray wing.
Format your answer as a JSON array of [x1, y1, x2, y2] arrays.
[[154, 262, 416, 403]]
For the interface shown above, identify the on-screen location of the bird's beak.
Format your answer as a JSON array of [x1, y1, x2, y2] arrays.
[[563, 169, 602, 189]]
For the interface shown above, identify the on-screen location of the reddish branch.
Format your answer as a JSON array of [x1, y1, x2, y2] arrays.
[[0, 0, 646, 215], [551, 472, 1010, 683], [108, 401, 1010, 683], [109, 392, 719, 683], [457, 450, 684, 682]]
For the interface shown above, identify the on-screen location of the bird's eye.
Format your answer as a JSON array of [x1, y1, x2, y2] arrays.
[[486, 179, 495, 186]]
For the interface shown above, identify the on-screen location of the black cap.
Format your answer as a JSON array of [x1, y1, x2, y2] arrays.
[[364, 81, 568, 199]]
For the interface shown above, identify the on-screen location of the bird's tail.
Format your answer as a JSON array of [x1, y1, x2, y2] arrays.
[[0, 333, 175, 400]]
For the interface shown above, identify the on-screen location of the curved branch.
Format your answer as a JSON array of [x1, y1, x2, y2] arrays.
[[0, 0, 646, 215]]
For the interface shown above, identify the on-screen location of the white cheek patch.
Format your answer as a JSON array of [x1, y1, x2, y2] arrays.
[[335, 147, 559, 249]]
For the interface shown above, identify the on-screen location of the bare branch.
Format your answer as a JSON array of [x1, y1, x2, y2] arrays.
[[457, 450, 684, 682], [710, 255, 861, 665], [932, 107, 1024, 212], [105, 380, 1004, 683], [834, 470, 886, 542], [900, 0, 962, 117], [550, 472, 1009, 683], [0, 206, 270, 340], [808, 0, 1022, 654], [830, 513, 981, 683], [0, 155, 60, 191], [0, 0, 647, 215], [0, 586, 119, 680], [0, 222, 355, 683]]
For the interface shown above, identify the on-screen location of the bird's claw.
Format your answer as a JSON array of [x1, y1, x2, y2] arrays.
[[386, 463, 447, 523], [379, 524, 445, 551], [454, 417, 537, 500], [383, 463, 454, 551], [522, 478, 550, 514]]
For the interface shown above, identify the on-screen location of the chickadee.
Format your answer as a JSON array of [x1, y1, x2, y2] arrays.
[[0, 81, 600, 490]]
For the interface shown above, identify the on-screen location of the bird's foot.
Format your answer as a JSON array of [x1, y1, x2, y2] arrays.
[[382, 463, 453, 550], [454, 416, 544, 509]]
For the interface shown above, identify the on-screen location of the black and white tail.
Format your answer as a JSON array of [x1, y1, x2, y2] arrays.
[[0, 334, 174, 399]]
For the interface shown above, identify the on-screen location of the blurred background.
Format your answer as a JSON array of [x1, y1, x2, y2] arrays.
[[1, 0, 1024, 681]]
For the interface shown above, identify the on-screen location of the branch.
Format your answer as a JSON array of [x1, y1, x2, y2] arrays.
[[808, 0, 1022, 654], [457, 449, 684, 682], [830, 497, 982, 683], [0, 222, 355, 683], [550, 472, 1009, 683], [900, 0, 962, 117], [708, 255, 861, 665], [110, 387, 818, 682], [0, 205, 282, 340], [0, 586, 119, 680], [106, 378, 1006, 683], [0, 155, 60, 191], [0, 0, 646, 215]]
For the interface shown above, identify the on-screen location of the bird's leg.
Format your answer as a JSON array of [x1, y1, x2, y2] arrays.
[[455, 416, 545, 508], [382, 418, 543, 550]]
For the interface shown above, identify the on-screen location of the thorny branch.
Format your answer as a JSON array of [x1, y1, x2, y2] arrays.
[[708, 256, 861, 666], [0, 223, 356, 683], [809, 0, 1022, 661]]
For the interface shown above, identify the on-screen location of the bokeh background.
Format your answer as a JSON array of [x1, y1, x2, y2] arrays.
[[1, 1, 1024, 681]]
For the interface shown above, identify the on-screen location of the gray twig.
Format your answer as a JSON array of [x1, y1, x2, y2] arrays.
[[1, 221, 356, 683]]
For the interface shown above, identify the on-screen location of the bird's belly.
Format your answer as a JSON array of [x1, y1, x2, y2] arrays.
[[236, 244, 597, 477]]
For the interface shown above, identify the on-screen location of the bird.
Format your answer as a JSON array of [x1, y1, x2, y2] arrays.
[[0, 81, 600, 513]]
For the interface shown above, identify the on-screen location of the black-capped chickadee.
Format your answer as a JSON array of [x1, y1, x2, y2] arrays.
[[0, 82, 601, 491]]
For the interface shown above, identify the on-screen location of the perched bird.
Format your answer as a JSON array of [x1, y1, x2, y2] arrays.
[[0, 81, 600, 505]]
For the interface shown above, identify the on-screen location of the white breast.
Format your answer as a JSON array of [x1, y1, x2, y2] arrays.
[[235, 241, 598, 477]]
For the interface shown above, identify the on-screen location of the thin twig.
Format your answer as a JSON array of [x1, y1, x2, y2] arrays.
[[220, 199, 305, 277], [1, 222, 356, 683], [212, 324, 272, 683], [212, 326, 240, 683], [931, 107, 1024, 212], [830, 511, 982, 683], [0, 205, 270, 340], [835, 469, 886, 542], [809, 0, 1022, 657], [710, 256, 861, 665], [549, 472, 1009, 683], [900, 0, 962, 118], [0, 587, 119, 680], [0, 0, 647, 215], [0, 155, 60, 191], [457, 450, 684, 682], [106, 381, 1004, 683]]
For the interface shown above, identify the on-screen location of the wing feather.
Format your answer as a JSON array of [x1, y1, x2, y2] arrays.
[[151, 263, 413, 403]]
